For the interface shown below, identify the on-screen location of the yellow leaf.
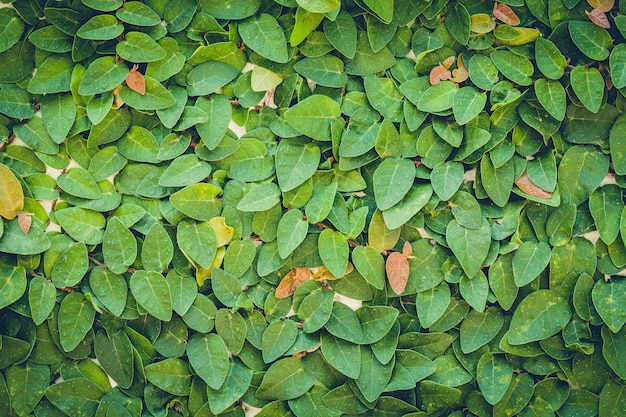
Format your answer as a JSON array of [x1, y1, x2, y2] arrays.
[[451, 53, 469, 83], [196, 246, 226, 286], [494, 25, 540, 46], [276, 268, 312, 298], [470, 13, 496, 33], [313, 263, 353, 281], [0, 164, 24, 220], [209, 217, 234, 248], [588, 0, 614, 12]]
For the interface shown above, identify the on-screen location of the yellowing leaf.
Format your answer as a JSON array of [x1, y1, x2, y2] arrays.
[[386, 251, 409, 295], [0, 164, 24, 220], [588, 0, 614, 12], [209, 217, 234, 248], [442, 56, 455, 69], [515, 171, 552, 199], [275, 268, 312, 298], [451, 53, 469, 83], [196, 246, 226, 286], [493, 3, 520, 26], [586, 9, 610, 28], [470, 13, 496, 33], [313, 264, 352, 281]]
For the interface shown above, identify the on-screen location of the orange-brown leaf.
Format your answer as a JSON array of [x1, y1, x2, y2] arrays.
[[126, 70, 146, 95], [515, 171, 552, 199], [430, 65, 452, 85], [588, 0, 614, 12], [586, 9, 610, 28], [401, 240, 413, 258], [275, 268, 312, 298], [18, 212, 32, 234], [386, 252, 409, 295], [493, 3, 521, 26]]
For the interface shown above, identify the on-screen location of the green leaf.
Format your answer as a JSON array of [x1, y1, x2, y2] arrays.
[[0, 85, 36, 119], [170, 183, 222, 221], [130, 270, 172, 321], [275, 140, 320, 193], [318, 229, 349, 277], [460, 307, 505, 354], [89, 266, 127, 317], [446, 217, 491, 278], [79, 56, 129, 96], [415, 283, 451, 329], [239, 14, 289, 63], [417, 81, 457, 113], [187, 333, 230, 390], [508, 290, 572, 345], [558, 145, 609, 206], [237, 183, 281, 212], [277, 209, 308, 258], [601, 325, 626, 379], [460, 271, 489, 312], [58, 292, 96, 352], [476, 353, 513, 405], [296, 0, 339, 13], [0, 264, 26, 310], [0, 9, 24, 53], [431, 161, 464, 201], [56, 207, 105, 245], [186, 61, 239, 96], [535, 37, 567, 80], [195, 94, 232, 150], [592, 278, 626, 333], [570, 66, 604, 114], [103, 217, 137, 274], [119, 76, 176, 110], [453, 86, 486, 125], [284, 94, 341, 141], [145, 358, 192, 396], [262, 319, 298, 363], [294, 55, 347, 87], [205, 359, 252, 414], [44, 378, 104, 417], [0, 219, 51, 255], [142, 223, 173, 272], [569, 21, 612, 61], [373, 157, 415, 211], [76, 14, 124, 40], [94, 330, 134, 389], [512, 241, 551, 287], [352, 246, 385, 290], [28, 54, 73, 94], [355, 346, 394, 402], [323, 10, 357, 58], [50, 241, 88, 288], [116, 31, 166, 62], [6, 362, 49, 416], [535, 79, 566, 121], [57, 167, 101, 199], [29, 275, 56, 325], [256, 357, 315, 400], [116, 2, 161, 26], [363, 0, 394, 23], [490, 50, 533, 86], [481, 155, 514, 207]]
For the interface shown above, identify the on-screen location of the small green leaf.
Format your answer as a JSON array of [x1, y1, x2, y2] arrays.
[[318, 229, 349, 277], [446, 218, 491, 278], [512, 241, 551, 287], [476, 353, 513, 405], [373, 157, 415, 211], [58, 292, 96, 352], [508, 290, 572, 345], [44, 378, 104, 417], [592, 278, 626, 333], [103, 217, 137, 274], [187, 333, 230, 390], [0, 264, 26, 310], [145, 358, 192, 396]]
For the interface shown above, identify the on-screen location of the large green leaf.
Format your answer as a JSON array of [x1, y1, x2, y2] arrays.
[[446, 218, 491, 278], [592, 278, 626, 333], [508, 290, 572, 345], [145, 358, 192, 396], [0, 264, 26, 310], [58, 292, 96, 352], [256, 357, 315, 400], [373, 157, 415, 211], [187, 333, 230, 390], [284, 94, 341, 142], [130, 270, 172, 321], [44, 379, 104, 417], [239, 14, 289, 63]]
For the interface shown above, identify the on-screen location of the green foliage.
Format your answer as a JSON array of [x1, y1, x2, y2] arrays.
[[2, 0, 626, 416]]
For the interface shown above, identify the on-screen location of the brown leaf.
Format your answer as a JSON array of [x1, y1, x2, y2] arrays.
[[515, 171, 552, 199], [18, 212, 32, 234], [430, 65, 452, 85], [493, 3, 521, 26], [586, 9, 610, 28], [451, 53, 470, 83], [126, 69, 146, 95], [401, 240, 413, 258], [386, 251, 410, 295], [275, 268, 312, 298], [588, 0, 614, 12]]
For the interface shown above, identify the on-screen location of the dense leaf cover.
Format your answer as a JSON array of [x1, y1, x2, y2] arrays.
[[1, 0, 626, 416]]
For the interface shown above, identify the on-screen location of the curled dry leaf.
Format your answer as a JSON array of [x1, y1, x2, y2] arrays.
[[386, 251, 410, 295], [588, 0, 614, 12], [451, 53, 469, 83], [442, 56, 455, 69], [18, 212, 32, 234], [275, 268, 312, 298], [126, 66, 146, 95], [493, 3, 521, 26], [586, 9, 611, 28], [515, 171, 552, 199], [430, 65, 452, 85]]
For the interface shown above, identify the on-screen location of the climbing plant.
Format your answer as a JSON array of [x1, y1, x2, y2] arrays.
[[1, 0, 626, 416]]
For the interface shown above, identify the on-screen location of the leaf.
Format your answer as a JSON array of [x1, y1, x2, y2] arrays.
[[601, 326, 626, 379], [352, 246, 385, 290], [170, 183, 222, 221], [610, 43, 626, 89], [205, 359, 252, 414], [89, 266, 127, 317], [256, 357, 315, 400], [142, 223, 173, 271], [296, 0, 339, 13], [417, 81, 457, 112], [284, 94, 341, 142], [294, 55, 347, 87], [558, 145, 609, 206], [187, 333, 230, 390], [588, 0, 614, 11], [145, 358, 192, 396], [453, 86, 487, 125], [44, 379, 104, 417], [535, 37, 567, 80], [57, 167, 101, 199], [569, 21, 612, 60], [592, 278, 626, 333], [323, 10, 357, 58], [275, 268, 312, 298], [460, 307, 505, 353], [446, 218, 491, 278], [94, 330, 134, 389], [262, 319, 298, 363], [386, 251, 409, 295], [515, 171, 552, 199], [0, 264, 26, 310], [58, 292, 96, 352], [237, 183, 281, 212], [239, 14, 289, 63], [587, 9, 610, 28], [125, 67, 146, 95], [318, 229, 349, 278], [415, 283, 451, 329], [50, 241, 88, 288], [130, 270, 172, 322], [490, 50, 533, 86], [277, 209, 308, 259], [103, 217, 137, 274], [29, 275, 56, 325], [535, 78, 566, 121], [186, 61, 239, 97], [512, 241, 551, 287], [493, 3, 520, 25], [508, 290, 572, 345], [476, 352, 513, 405], [79, 56, 129, 96], [0, 164, 24, 220], [373, 157, 415, 211], [6, 362, 49, 416]]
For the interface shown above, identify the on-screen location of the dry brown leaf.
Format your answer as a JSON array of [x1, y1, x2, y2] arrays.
[[126, 68, 146, 95], [111, 84, 125, 109], [18, 212, 32, 234], [451, 53, 469, 83], [275, 268, 313, 298], [401, 240, 413, 258], [515, 171, 552, 199], [493, 3, 521, 26], [588, 0, 614, 12], [430, 65, 452, 85], [586, 9, 610, 28], [386, 251, 409, 295]]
